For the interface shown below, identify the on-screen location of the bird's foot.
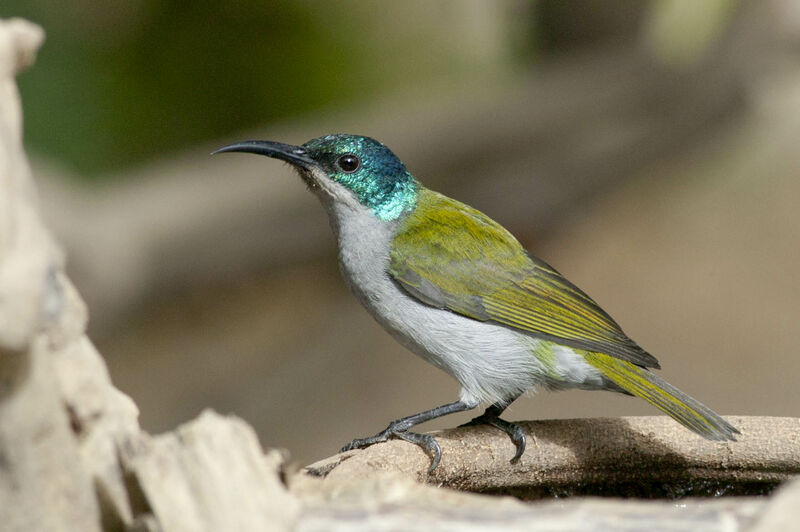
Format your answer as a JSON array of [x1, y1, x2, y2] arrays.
[[459, 413, 526, 463], [341, 422, 443, 473]]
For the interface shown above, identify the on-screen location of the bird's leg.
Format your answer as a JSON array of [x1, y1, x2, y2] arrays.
[[341, 400, 474, 472], [459, 397, 527, 463]]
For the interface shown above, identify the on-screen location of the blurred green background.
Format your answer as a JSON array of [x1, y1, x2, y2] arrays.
[[9, 0, 535, 177], [5, 0, 800, 464]]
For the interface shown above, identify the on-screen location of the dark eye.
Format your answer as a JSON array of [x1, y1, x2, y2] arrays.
[[337, 153, 360, 173]]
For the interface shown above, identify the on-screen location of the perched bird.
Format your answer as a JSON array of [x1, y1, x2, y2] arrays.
[[215, 134, 738, 471]]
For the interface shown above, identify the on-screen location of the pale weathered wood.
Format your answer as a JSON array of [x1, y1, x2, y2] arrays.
[[308, 416, 800, 498], [0, 18, 101, 532], [120, 411, 299, 531]]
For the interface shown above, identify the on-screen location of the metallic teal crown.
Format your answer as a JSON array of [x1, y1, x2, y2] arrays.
[[303, 134, 418, 221]]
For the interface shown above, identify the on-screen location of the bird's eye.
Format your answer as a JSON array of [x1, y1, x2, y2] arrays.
[[337, 154, 360, 173]]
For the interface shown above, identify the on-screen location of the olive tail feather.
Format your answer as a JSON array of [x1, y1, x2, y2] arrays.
[[584, 352, 739, 441]]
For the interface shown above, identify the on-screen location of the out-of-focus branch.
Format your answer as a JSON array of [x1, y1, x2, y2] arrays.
[[37, 40, 749, 332]]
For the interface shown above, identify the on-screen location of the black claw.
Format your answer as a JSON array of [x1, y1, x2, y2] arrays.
[[341, 428, 444, 472], [337, 401, 474, 473], [494, 421, 526, 463], [460, 412, 527, 464], [340, 429, 391, 453], [508, 426, 526, 464], [487, 418, 526, 464], [428, 444, 442, 472], [395, 431, 442, 472]]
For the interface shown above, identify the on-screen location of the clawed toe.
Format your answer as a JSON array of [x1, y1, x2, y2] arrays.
[[394, 431, 442, 472], [507, 424, 526, 463], [488, 418, 526, 463], [458, 413, 527, 463], [340, 426, 444, 472], [340, 439, 364, 453], [340, 429, 391, 453], [335, 401, 484, 473]]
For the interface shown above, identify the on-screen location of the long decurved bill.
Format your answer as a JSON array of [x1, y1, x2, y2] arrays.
[[213, 140, 316, 170]]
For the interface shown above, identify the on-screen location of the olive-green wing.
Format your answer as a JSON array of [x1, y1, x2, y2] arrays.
[[390, 189, 659, 368]]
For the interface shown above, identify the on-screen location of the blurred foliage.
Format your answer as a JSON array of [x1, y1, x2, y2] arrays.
[[2, 1, 533, 179], [644, 0, 738, 67], [536, 0, 645, 51], [2, 0, 738, 180]]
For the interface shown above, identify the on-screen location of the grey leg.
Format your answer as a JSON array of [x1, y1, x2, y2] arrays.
[[341, 400, 475, 472]]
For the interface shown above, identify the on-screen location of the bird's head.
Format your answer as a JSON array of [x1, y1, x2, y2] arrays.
[[214, 134, 418, 221]]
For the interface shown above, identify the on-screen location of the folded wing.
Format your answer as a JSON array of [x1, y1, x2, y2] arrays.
[[390, 189, 659, 368]]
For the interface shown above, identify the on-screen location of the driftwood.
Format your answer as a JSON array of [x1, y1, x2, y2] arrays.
[[3, 16, 800, 532], [308, 416, 800, 499]]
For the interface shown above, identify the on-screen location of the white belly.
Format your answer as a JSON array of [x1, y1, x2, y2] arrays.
[[329, 203, 604, 406]]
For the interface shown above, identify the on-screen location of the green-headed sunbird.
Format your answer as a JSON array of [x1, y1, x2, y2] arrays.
[[215, 134, 739, 472]]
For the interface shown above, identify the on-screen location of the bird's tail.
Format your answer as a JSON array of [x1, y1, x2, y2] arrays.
[[584, 352, 739, 441]]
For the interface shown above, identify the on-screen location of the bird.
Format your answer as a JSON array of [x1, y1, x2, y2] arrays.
[[214, 134, 739, 472]]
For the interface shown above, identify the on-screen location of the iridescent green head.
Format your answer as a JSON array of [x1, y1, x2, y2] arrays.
[[214, 134, 418, 221]]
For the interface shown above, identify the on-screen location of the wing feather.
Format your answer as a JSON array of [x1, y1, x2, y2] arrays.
[[390, 189, 659, 368]]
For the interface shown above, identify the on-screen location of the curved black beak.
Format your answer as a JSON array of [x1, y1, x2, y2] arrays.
[[213, 140, 316, 170]]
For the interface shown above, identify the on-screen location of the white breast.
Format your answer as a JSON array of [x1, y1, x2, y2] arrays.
[[328, 201, 604, 406]]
